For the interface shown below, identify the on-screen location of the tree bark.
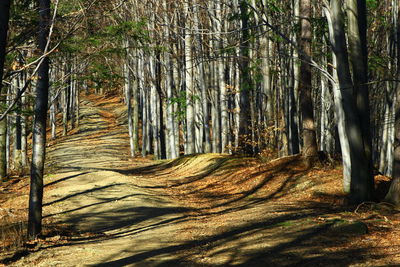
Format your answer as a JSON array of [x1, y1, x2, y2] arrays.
[[385, 2, 400, 204], [299, 0, 318, 159], [346, 0, 374, 197], [0, 0, 11, 181], [184, 1, 195, 155], [238, 0, 253, 155], [28, 0, 51, 239], [327, 0, 372, 203]]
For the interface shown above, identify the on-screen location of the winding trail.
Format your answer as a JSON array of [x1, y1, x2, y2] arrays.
[[9, 94, 400, 267], [13, 95, 191, 266]]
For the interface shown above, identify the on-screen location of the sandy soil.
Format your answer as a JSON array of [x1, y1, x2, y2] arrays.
[[3, 94, 400, 267]]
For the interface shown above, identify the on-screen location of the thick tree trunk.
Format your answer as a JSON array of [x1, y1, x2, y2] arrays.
[[214, 0, 228, 153], [346, 0, 374, 196], [327, 0, 372, 203], [0, 0, 11, 181], [299, 0, 318, 159], [163, 1, 178, 159], [28, 0, 51, 239], [385, 2, 400, 204]]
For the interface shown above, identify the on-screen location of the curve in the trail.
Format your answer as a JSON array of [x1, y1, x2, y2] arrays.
[[12, 95, 191, 267], [10, 94, 391, 267]]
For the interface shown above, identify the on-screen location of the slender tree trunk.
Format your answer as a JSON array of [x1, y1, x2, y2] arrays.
[[13, 75, 23, 173], [215, 0, 228, 153], [184, 1, 195, 154], [163, 1, 178, 158], [238, 0, 253, 155], [28, 0, 51, 239], [50, 89, 57, 140], [75, 76, 80, 128], [132, 54, 139, 155], [124, 45, 135, 157], [21, 78, 27, 168], [211, 62, 221, 153]]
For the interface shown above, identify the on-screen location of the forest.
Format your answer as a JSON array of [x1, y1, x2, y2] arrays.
[[1, 0, 400, 266]]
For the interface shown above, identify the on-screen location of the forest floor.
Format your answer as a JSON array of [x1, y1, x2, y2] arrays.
[[1, 93, 400, 266]]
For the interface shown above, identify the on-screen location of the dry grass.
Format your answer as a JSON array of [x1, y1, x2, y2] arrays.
[[0, 177, 29, 261], [133, 153, 400, 266], [0, 212, 26, 253]]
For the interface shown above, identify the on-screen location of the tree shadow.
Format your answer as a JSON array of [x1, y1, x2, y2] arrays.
[[7, 154, 392, 266], [44, 172, 90, 188]]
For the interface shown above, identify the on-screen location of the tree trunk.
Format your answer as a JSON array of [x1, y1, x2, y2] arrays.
[[13, 74, 23, 173], [346, 0, 374, 197], [299, 0, 318, 159], [124, 44, 135, 157], [325, 7, 352, 192], [28, 0, 51, 239], [327, 0, 372, 203], [385, 2, 400, 204], [215, 0, 228, 153], [0, 0, 11, 181], [238, 0, 253, 155], [184, 1, 195, 154], [163, 1, 178, 159]]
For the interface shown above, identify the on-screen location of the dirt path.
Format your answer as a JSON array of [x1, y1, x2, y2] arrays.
[[10, 95, 192, 266], [6, 94, 400, 267]]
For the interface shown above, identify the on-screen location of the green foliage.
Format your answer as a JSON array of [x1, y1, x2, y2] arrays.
[[312, 17, 328, 40], [103, 20, 150, 44], [87, 63, 122, 90], [366, 0, 378, 9], [8, 1, 38, 53], [57, 1, 80, 15], [369, 54, 390, 76], [266, 0, 282, 14], [169, 91, 187, 122]]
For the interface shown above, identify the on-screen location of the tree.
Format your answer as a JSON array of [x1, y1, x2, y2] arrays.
[[326, 0, 373, 203], [28, 0, 51, 239], [0, 0, 11, 181], [346, 0, 374, 199], [299, 0, 318, 160], [238, 0, 253, 155], [385, 2, 400, 205]]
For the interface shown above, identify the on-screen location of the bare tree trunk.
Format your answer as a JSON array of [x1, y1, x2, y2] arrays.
[[184, 1, 195, 154], [214, 0, 228, 153], [21, 78, 27, 168], [163, 1, 178, 159], [13, 74, 23, 173], [385, 1, 400, 204], [299, 0, 318, 159], [0, 0, 11, 181], [238, 0, 253, 155], [124, 44, 135, 157], [28, 0, 51, 239], [62, 62, 68, 136], [211, 61, 221, 153], [326, 0, 372, 203], [75, 74, 80, 128], [346, 0, 374, 197]]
